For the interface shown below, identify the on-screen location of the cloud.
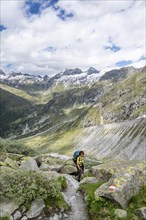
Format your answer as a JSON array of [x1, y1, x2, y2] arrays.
[[1, 0, 145, 76]]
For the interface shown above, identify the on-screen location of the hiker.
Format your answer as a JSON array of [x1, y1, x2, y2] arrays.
[[73, 150, 84, 182]]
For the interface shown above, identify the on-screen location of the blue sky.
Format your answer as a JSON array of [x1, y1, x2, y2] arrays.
[[0, 0, 145, 75]]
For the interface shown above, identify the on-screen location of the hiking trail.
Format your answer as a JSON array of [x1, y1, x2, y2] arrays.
[[62, 174, 89, 220]]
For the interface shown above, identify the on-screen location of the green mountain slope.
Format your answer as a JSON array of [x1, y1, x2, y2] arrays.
[[0, 88, 35, 137]]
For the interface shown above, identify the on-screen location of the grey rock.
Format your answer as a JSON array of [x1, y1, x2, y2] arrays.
[[114, 209, 127, 219], [20, 216, 28, 220], [60, 165, 77, 174], [9, 216, 13, 220], [95, 168, 142, 208], [20, 158, 39, 171], [48, 164, 63, 172], [49, 213, 61, 220], [135, 207, 146, 219], [13, 210, 22, 220], [40, 163, 50, 171], [0, 199, 19, 218], [26, 198, 45, 219], [43, 170, 62, 180]]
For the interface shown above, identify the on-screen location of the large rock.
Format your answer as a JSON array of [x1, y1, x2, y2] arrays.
[[26, 198, 45, 219], [0, 199, 19, 218], [4, 158, 19, 169], [95, 167, 143, 208], [135, 207, 146, 219], [13, 210, 22, 220], [20, 158, 39, 171], [91, 160, 146, 183], [42, 164, 63, 172], [60, 165, 77, 174], [42, 170, 62, 180]]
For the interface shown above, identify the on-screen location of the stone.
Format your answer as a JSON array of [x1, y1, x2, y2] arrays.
[[114, 209, 127, 219], [13, 210, 22, 220], [40, 163, 50, 171], [48, 164, 63, 172], [49, 213, 61, 220], [40, 164, 63, 172], [60, 165, 77, 174], [79, 177, 98, 186], [21, 216, 28, 220], [95, 168, 142, 208], [43, 171, 62, 180], [9, 216, 13, 220], [20, 158, 39, 171], [135, 207, 146, 219], [26, 198, 45, 219], [4, 158, 19, 169], [0, 199, 19, 218]]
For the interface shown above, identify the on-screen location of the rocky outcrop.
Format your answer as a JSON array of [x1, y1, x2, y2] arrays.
[[77, 118, 146, 160], [94, 165, 145, 208]]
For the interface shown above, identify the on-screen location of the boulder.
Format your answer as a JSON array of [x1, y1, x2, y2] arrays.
[[26, 198, 45, 219], [21, 216, 28, 220], [20, 158, 39, 171], [42, 170, 62, 180], [60, 165, 77, 174], [79, 177, 98, 186], [91, 160, 146, 183], [95, 168, 143, 208], [114, 209, 127, 219], [47, 164, 63, 172], [0, 199, 19, 218], [4, 158, 19, 169], [13, 210, 22, 220], [40, 163, 50, 171], [135, 207, 146, 219]]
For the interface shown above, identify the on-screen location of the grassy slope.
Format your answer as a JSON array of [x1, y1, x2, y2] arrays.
[[100, 70, 146, 121], [0, 88, 35, 137], [0, 83, 41, 104]]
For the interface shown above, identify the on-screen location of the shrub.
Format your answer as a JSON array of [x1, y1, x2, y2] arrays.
[[0, 169, 63, 206], [0, 138, 36, 156]]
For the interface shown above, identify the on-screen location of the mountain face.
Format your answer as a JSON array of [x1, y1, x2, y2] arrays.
[[0, 67, 101, 91], [0, 71, 49, 91], [0, 88, 36, 137], [0, 66, 143, 91], [99, 66, 139, 82]]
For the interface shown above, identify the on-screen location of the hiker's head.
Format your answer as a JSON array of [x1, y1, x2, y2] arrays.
[[79, 150, 84, 156]]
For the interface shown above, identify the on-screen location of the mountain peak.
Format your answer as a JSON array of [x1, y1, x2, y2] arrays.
[[63, 68, 82, 75], [0, 69, 6, 75], [87, 67, 99, 75]]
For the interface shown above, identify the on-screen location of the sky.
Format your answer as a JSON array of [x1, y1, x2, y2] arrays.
[[0, 0, 146, 76]]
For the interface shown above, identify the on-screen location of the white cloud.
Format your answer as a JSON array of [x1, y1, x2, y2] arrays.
[[0, 0, 145, 76]]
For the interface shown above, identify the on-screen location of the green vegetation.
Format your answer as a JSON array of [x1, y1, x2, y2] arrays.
[[0, 138, 36, 156], [0, 218, 9, 220], [78, 183, 146, 220], [0, 169, 68, 210], [0, 83, 40, 104], [127, 185, 146, 219]]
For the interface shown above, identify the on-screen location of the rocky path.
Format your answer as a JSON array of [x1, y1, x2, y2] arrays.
[[62, 174, 89, 220]]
